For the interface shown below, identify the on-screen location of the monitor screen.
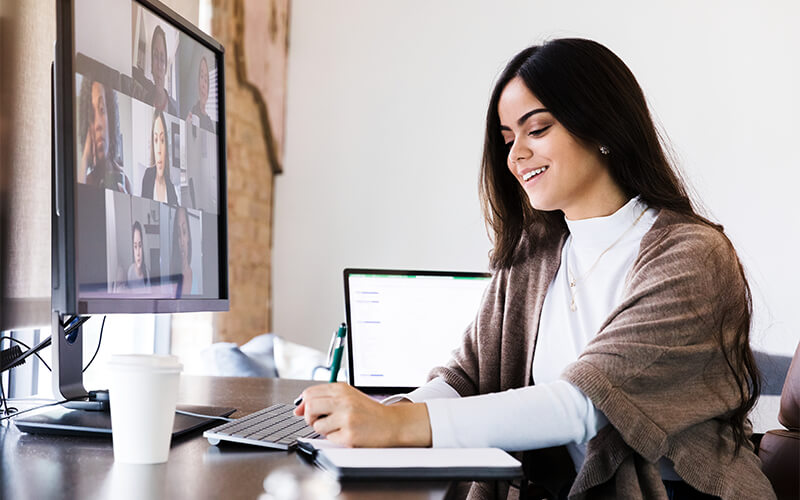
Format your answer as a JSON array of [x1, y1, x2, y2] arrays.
[[344, 270, 490, 391], [57, 0, 228, 313]]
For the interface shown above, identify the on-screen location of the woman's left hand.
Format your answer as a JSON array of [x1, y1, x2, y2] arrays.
[[293, 383, 431, 448]]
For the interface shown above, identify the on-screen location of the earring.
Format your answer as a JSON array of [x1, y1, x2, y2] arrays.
[[599, 145, 610, 155]]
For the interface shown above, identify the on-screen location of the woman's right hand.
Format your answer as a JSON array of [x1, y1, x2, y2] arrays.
[[294, 383, 432, 448]]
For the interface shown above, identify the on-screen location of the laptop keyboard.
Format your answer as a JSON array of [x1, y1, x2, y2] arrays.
[[204, 403, 319, 450]]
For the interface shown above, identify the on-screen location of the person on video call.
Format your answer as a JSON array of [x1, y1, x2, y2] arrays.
[[186, 56, 214, 131], [127, 221, 150, 291], [148, 25, 178, 116], [141, 110, 178, 205], [171, 207, 196, 296], [294, 39, 775, 500], [78, 78, 132, 193]]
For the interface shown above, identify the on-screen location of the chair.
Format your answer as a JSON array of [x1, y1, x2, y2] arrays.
[[758, 342, 800, 500]]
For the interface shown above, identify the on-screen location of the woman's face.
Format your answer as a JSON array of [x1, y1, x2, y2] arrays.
[[152, 34, 167, 88], [198, 58, 209, 106], [133, 228, 143, 271], [91, 82, 109, 162], [153, 117, 166, 178], [498, 77, 620, 220], [178, 211, 190, 265]]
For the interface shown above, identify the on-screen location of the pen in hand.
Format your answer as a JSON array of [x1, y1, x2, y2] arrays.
[[294, 322, 347, 407]]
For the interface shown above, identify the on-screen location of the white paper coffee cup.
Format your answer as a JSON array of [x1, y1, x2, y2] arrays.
[[108, 354, 183, 464]]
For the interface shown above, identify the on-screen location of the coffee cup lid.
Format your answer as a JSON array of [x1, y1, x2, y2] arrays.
[[108, 354, 183, 373]]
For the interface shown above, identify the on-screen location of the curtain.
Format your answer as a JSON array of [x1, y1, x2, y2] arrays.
[[0, 0, 54, 331]]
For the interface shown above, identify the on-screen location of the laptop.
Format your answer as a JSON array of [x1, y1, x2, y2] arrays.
[[343, 268, 491, 397]]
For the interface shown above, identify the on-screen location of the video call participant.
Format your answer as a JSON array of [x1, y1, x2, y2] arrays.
[[187, 56, 214, 131], [148, 25, 178, 116], [78, 78, 132, 193], [294, 38, 775, 499], [127, 221, 150, 291], [171, 207, 196, 296], [141, 110, 178, 205]]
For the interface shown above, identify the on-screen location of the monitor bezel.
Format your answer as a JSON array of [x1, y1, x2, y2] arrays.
[[53, 0, 229, 315]]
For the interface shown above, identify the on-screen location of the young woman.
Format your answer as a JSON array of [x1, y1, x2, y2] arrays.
[[295, 39, 774, 499], [78, 79, 132, 193], [171, 207, 194, 295], [187, 56, 214, 132], [148, 25, 178, 116], [141, 110, 178, 205], [127, 221, 150, 291]]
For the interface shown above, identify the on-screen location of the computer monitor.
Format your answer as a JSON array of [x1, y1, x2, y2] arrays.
[[48, 0, 227, 413]]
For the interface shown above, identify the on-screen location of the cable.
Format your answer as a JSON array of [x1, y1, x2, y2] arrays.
[[0, 336, 52, 372], [64, 315, 90, 334], [0, 374, 15, 419], [2, 335, 52, 372], [82, 315, 106, 372], [0, 397, 74, 422], [1, 315, 104, 374], [175, 409, 234, 422]]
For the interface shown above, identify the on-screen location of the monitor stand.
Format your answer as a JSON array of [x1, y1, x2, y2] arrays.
[[13, 312, 235, 438]]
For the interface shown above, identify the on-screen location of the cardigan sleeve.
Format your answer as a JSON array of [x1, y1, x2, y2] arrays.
[[562, 221, 748, 463]]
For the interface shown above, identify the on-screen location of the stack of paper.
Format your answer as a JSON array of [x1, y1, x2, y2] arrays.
[[296, 438, 522, 480]]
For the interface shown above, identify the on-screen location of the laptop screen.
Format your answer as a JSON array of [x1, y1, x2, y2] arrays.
[[344, 269, 491, 393]]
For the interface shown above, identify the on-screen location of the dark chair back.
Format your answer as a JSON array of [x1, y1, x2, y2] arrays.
[[758, 342, 800, 500]]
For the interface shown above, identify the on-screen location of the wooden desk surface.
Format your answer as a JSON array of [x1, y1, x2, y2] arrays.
[[1, 376, 451, 500]]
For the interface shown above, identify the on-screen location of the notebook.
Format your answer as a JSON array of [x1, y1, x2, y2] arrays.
[[297, 438, 522, 480], [343, 268, 491, 396]]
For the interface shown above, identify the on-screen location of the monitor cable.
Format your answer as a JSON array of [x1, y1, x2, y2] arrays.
[[0, 315, 106, 374], [0, 316, 106, 420], [82, 316, 106, 372], [0, 336, 52, 372], [175, 409, 234, 422], [0, 374, 13, 420]]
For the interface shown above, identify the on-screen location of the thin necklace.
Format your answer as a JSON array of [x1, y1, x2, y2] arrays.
[[566, 207, 648, 312]]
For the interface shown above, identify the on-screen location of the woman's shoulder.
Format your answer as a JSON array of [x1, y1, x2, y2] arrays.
[[644, 210, 733, 258], [141, 167, 155, 196], [636, 209, 742, 285], [142, 166, 155, 181], [167, 180, 178, 205]]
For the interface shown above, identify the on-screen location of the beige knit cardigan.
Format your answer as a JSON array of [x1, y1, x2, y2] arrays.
[[430, 210, 775, 500]]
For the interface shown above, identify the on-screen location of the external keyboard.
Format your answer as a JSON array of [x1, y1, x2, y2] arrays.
[[204, 403, 319, 450]]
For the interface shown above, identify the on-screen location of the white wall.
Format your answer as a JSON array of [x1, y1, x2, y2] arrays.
[[274, 0, 800, 356]]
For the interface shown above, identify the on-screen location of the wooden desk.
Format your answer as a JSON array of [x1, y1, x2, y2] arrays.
[[1, 376, 451, 500]]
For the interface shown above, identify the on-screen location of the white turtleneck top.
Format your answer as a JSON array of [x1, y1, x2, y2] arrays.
[[385, 197, 680, 476]]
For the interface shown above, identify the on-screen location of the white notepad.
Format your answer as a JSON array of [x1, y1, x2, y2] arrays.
[[296, 438, 522, 480]]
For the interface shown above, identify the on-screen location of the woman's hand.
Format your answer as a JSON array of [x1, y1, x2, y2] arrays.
[[293, 383, 432, 448], [112, 162, 129, 193], [79, 130, 94, 184]]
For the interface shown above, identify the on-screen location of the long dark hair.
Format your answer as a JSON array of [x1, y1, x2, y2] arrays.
[[171, 207, 192, 277], [480, 38, 759, 452]]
